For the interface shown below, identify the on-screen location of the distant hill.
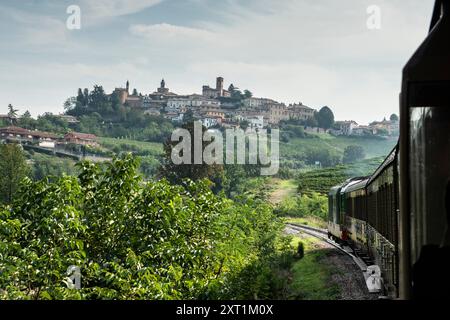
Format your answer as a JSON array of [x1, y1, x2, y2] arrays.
[[279, 132, 397, 170]]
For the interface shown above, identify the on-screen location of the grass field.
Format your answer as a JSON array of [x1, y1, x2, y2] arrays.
[[287, 236, 340, 300], [284, 216, 327, 229], [99, 137, 164, 156], [296, 156, 386, 194]]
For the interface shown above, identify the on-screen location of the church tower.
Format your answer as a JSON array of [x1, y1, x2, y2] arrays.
[[157, 78, 169, 94]]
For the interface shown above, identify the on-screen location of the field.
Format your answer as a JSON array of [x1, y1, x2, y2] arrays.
[[99, 137, 164, 156], [286, 236, 340, 299], [296, 157, 386, 194]]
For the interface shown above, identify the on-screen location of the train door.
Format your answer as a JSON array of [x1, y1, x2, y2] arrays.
[[399, 0, 450, 299]]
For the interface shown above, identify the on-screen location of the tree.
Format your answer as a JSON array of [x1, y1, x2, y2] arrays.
[[0, 154, 285, 300], [21, 111, 31, 119], [390, 113, 399, 122], [315, 106, 334, 129], [343, 145, 366, 164], [76, 88, 84, 105], [63, 97, 78, 112], [7, 104, 19, 124], [182, 109, 195, 124], [305, 115, 318, 127], [244, 90, 253, 98], [132, 88, 138, 96], [160, 121, 224, 186], [83, 88, 89, 105], [0, 144, 30, 203], [239, 120, 249, 131]]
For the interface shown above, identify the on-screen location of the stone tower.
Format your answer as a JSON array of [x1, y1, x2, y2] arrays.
[[216, 77, 224, 97]]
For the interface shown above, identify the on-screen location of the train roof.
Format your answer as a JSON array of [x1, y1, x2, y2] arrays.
[[345, 178, 370, 193], [367, 143, 399, 185], [340, 177, 368, 193]]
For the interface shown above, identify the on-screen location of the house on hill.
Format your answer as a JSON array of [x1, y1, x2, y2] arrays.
[[63, 132, 99, 147], [0, 126, 59, 147], [334, 120, 358, 136]]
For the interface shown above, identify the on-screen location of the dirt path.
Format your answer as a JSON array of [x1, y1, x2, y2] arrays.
[[268, 179, 297, 205]]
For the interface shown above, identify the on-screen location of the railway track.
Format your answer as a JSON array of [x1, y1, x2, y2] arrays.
[[285, 223, 368, 272]]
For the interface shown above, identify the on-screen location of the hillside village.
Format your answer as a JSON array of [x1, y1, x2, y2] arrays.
[[108, 76, 399, 135], [0, 76, 399, 154]]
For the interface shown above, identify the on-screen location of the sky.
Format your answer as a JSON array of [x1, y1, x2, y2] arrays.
[[0, 0, 436, 124]]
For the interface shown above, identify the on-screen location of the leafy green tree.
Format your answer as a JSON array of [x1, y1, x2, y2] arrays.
[[343, 145, 366, 164], [0, 144, 30, 203], [305, 148, 340, 167], [76, 88, 84, 105], [22, 110, 31, 119], [18, 111, 36, 129], [390, 113, 399, 122], [315, 106, 335, 129], [160, 122, 224, 186], [244, 90, 253, 98], [182, 109, 195, 124], [0, 154, 287, 300], [305, 115, 318, 127], [7, 104, 18, 118], [240, 120, 249, 131]]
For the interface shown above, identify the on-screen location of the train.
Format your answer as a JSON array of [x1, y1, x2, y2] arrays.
[[328, 145, 399, 297], [327, 0, 450, 299]]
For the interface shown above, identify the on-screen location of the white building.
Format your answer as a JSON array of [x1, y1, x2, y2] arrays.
[[243, 97, 277, 109], [166, 95, 220, 111], [335, 121, 358, 136], [246, 115, 264, 130], [202, 117, 220, 128]]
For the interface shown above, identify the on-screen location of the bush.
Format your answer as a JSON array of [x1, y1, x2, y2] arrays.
[[297, 242, 305, 260], [0, 154, 287, 300], [275, 192, 328, 220]]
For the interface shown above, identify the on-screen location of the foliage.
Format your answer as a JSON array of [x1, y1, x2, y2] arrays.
[[159, 122, 224, 187], [342, 145, 366, 164], [0, 144, 30, 204], [315, 106, 335, 129], [305, 148, 340, 168], [275, 192, 328, 220], [0, 154, 287, 300], [288, 237, 340, 300], [390, 114, 399, 122], [26, 152, 78, 181]]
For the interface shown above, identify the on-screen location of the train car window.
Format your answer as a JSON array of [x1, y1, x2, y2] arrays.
[[409, 107, 450, 259]]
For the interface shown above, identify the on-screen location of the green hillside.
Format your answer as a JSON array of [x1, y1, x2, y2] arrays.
[[279, 133, 397, 169], [296, 157, 386, 195]]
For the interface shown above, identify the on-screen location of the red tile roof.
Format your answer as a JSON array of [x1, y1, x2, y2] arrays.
[[65, 132, 97, 140]]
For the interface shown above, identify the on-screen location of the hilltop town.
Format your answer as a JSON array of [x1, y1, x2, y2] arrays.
[[77, 76, 399, 135], [0, 76, 398, 164]]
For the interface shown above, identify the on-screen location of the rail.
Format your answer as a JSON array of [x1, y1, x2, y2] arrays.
[[286, 223, 368, 272]]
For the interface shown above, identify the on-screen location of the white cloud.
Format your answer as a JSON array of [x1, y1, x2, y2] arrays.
[[81, 0, 164, 19], [0, 5, 68, 46], [126, 0, 434, 123], [130, 23, 214, 41], [0, 0, 437, 124]]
